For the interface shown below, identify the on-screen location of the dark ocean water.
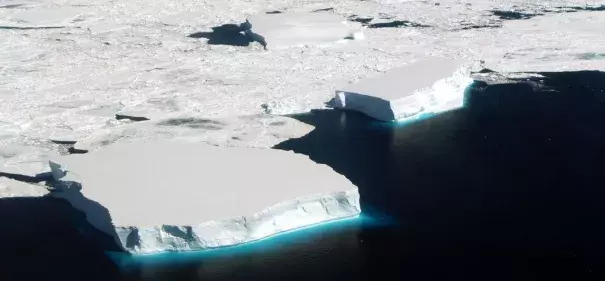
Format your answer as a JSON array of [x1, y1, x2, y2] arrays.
[[2, 71, 605, 281]]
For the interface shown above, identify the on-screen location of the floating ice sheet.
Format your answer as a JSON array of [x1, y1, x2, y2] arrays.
[[49, 141, 360, 254], [243, 12, 362, 49], [333, 57, 474, 122]]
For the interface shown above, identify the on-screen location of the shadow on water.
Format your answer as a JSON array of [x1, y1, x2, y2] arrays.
[[0, 173, 125, 281], [0, 195, 121, 281], [274, 71, 605, 280], [188, 24, 252, 47]]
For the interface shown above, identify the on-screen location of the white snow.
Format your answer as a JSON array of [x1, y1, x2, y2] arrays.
[[334, 57, 474, 121], [243, 12, 363, 49], [48, 140, 360, 254]]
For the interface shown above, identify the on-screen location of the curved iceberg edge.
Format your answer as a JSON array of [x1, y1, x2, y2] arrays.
[[104, 189, 359, 255]]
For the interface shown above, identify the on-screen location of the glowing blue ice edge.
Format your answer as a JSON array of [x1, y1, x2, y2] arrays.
[[107, 214, 384, 269], [391, 68, 475, 126]]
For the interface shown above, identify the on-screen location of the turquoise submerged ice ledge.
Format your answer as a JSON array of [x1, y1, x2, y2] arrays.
[[99, 189, 361, 256], [108, 214, 381, 269], [332, 57, 475, 123]]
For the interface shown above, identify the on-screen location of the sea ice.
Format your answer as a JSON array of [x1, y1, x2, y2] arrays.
[[10, 8, 82, 26], [242, 12, 362, 49], [333, 57, 474, 122], [48, 141, 360, 254]]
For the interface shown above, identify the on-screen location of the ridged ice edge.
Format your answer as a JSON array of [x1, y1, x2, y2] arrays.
[[390, 62, 475, 120], [333, 62, 474, 122], [115, 189, 361, 255]]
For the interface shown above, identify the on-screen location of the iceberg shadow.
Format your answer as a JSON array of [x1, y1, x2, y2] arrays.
[[0, 171, 124, 253], [0, 194, 121, 280], [188, 24, 253, 47], [48, 181, 124, 252]]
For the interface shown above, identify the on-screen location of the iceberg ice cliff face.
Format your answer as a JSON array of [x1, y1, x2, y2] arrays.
[[48, 141, 360, 255], [334, 57, 474, 122], [114, 190, 359, 254]]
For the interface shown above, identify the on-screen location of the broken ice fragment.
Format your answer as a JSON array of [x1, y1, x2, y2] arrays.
[[333, 57, 474, 122], [242, 12, 362, 49]]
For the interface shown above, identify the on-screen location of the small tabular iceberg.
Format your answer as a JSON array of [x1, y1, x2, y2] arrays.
[[242, 12, 363, 49], [333, 57, 475, 122], [48, 140, 360, 255]]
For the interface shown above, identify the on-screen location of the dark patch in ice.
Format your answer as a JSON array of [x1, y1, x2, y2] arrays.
[[125, 228, 141, 249], [324, 97, 338, 108], [162, 226, 196, 242], [580, 5, 605, 11], [0, 152, 17, 159], [268, 121, 286, 126], [347, 15, 429, 28], [157, 118, 225, 130], [459, 24, 501, 30], [0, 4, 22, 8], [576, 53, 605, 60], [477, 68, 496, 74], [188, 24, 253, 47], [261, 103, 272, 114], [491, 10, 540, 20], [312, 7, 334, 12], [348, 15, 373, 24], [367, 20, 430, 28], [0, 26, 64, 30], [51, 140, 77, 145], [275, 71, 605, 278], [494, 5, 605, 22], [115, 114, 150, 122], [565, 5, 605, 12], [68, 147, 88, 154], [265, 10, 282, 14]]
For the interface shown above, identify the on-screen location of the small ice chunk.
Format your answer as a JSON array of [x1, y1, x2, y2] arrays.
[[334, 57, 474, 122], [243, 12, 362, 49]]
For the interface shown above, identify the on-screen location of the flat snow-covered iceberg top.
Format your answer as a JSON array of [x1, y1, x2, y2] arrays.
[[48, 141, 360, 254], [334, 57, 474, 122], [242, 12, 362, 49]]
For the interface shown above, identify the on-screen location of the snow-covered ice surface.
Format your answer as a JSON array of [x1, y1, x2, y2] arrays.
[[243, 12, 363, 49], [1, 0, 605, 251], [48, 140, 360, 254], [334, 57, 474, 121]]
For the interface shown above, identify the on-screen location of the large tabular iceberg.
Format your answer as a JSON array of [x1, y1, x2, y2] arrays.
[[48, 141, 360, 255], [333, 57, 474, 122]]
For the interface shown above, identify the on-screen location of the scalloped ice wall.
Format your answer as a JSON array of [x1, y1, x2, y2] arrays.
[[334, 57, 475, 122], [48, 141, 360, 254]]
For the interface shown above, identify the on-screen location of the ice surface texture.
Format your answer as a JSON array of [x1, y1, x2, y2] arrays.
[[334, 57, 474, 122], [242, 12, 362, 49], [49, 141, 360, 254]]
